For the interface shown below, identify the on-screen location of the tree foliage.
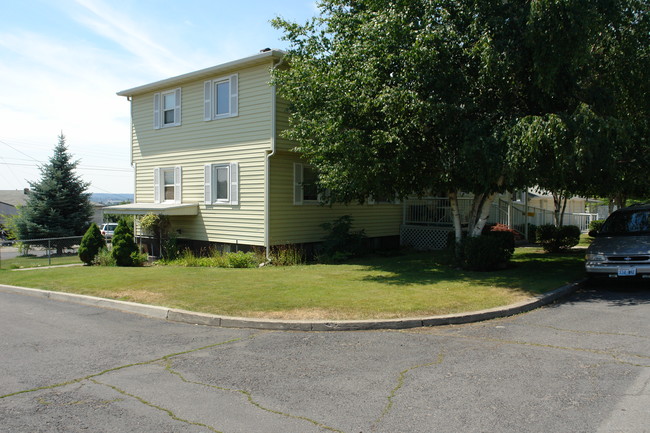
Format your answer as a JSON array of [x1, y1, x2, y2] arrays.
[[78, 223, 106, 265], [272, 0, 649, 238], [111, 218, 139, 266], [12, 134, 93, 252]]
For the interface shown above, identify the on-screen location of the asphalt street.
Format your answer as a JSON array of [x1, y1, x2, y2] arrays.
[[1, 283, 649, 433]]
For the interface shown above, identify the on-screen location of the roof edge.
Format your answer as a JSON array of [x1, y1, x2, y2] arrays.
[[117, 49, 285, 97]]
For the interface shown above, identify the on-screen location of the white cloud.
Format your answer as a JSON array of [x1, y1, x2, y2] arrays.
[[0, 30, 134, 192], [71, 0, 195, 77]]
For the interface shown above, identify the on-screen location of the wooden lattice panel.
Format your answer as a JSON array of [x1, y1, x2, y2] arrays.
[[400, 225, 454, 250]]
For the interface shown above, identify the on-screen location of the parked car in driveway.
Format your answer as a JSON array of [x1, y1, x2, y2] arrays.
[[100, 223, 118, 240], [586, 204, 650, 279]]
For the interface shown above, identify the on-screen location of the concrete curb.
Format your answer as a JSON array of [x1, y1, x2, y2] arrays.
[[0, 280, 585, 331]]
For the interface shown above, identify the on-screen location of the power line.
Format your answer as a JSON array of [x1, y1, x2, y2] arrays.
[[0, 139, 41, 163], [0, 138, 129, 164], [0, 161, 133, 173]]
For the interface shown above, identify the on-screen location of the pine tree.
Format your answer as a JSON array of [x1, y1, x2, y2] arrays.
[[111, 218, 138, 266], [78, 223, 106, 265], [13, 133, 93, 254]]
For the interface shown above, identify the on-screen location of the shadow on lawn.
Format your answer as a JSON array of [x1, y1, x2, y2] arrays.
[[354, 249, 586, 296]]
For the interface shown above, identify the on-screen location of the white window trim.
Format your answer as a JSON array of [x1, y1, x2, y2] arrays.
[[153, 88, 181, 129], [293, 163, 321, 205], [203, 74, 238, 121], [153, 166, 182, 204], [204, 162, 239, 205]]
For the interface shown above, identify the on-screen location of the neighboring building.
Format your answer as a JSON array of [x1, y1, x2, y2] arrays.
[[0, 189, 104, 229], [0, 189, 29, 227], [524, 189, 587, 215], [105, 50, 401, 253]]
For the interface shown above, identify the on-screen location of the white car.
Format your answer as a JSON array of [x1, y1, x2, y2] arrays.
[[100, 223, 118, 240]]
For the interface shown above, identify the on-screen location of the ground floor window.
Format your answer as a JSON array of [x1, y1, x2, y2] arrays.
[[204, 162, 239, 205]]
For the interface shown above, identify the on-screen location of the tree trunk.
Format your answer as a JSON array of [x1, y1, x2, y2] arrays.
[[448, 191, 463, 244], [470, 191, 499, 237], [614, 193, 627, 209], [467, 176, 504, 237], [560, 196, 568, 226]]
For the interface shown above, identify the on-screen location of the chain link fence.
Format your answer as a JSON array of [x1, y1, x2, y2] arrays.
[[0, 236, 83, 270]]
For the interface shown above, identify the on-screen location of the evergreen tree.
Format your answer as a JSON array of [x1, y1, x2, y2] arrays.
[[111, 218, 138, 266], [13, 133, 93, 254], [78, 223, 106, 265]]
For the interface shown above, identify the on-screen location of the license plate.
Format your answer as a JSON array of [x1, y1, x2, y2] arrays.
[[618, 267, 637, 276]]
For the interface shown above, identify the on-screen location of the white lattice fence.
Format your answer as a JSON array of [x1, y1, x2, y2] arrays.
[[400, 225, 454, 250]]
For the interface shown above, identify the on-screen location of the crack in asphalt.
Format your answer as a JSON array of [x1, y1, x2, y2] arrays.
[[163, 360, 345, 433], [372, 353, 445, 429], [418, 332, 650, 368], [0, 337, 244, 399], [513, 322, 650, 339], [90, 378, 222, 433]]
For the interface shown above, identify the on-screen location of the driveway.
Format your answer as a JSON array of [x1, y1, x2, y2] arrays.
[[0, 283, 648, 432], [0, 245, 49, 260]]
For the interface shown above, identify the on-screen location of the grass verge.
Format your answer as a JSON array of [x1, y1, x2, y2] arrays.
[[0, 248, 585, 320]]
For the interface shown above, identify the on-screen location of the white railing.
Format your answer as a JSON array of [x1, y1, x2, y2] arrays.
[[403, 197, 597, 232]]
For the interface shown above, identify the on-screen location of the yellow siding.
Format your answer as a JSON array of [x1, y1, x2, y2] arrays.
[[131, 62, 274, 246], [268, 152, 402, 245], [275, 95, 297, 152]]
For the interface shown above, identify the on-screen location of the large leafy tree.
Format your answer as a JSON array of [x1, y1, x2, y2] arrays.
[[13, 134, 93, 253], [273, 0, 649, 239], [508, 0, 650, 223]]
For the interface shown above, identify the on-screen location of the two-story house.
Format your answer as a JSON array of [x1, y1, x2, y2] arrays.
[[105, 49, 401, 255]]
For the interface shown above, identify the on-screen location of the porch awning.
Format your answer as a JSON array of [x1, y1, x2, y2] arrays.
[[103, 202, 199, 216]]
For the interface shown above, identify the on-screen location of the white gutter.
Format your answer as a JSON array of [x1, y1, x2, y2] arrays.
[[117, 50, 285, 97]]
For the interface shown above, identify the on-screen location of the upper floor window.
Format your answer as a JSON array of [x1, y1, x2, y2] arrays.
[[153, 166, 182, 203], [204, 162, 239, 205], [204, 74, 238, 121], [154, 88, 181, 129]]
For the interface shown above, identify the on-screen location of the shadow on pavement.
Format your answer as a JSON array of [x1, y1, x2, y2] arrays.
[[566, 279, 650, 307]]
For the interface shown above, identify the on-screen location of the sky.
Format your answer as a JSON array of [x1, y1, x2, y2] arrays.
[[0, 0, 318, 194]]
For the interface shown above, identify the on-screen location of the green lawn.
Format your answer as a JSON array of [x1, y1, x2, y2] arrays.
[[578, 233, 593, 247], [0, 248, 585, 320]]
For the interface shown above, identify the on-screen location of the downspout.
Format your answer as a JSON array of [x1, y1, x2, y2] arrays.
[[265, 56, 285, 261], [127, 95, 140, 248]]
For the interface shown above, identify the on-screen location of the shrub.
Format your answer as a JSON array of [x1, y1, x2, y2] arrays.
[[536, 224, 581, 252], [130, 251, 149, 267], [482, 223, 523, 241], [15, 242, 33, 256], [111, 219, 140, 266], [589, 219, 605, 234], [158, 248, 259, 268], [93, 248, 116, 266], [226, 251, 258, 268], [140, 213, 171, 257], [270, 244, 305, 266], [78, 223, 106, 265], [318, 215, 367, 262], [458, 234, 514, 271], [161, 236, 180, 260], [484, 230, 516, 254]]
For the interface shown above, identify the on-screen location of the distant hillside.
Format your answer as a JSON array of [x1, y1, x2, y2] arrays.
[[91, 193, 133, 205]]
